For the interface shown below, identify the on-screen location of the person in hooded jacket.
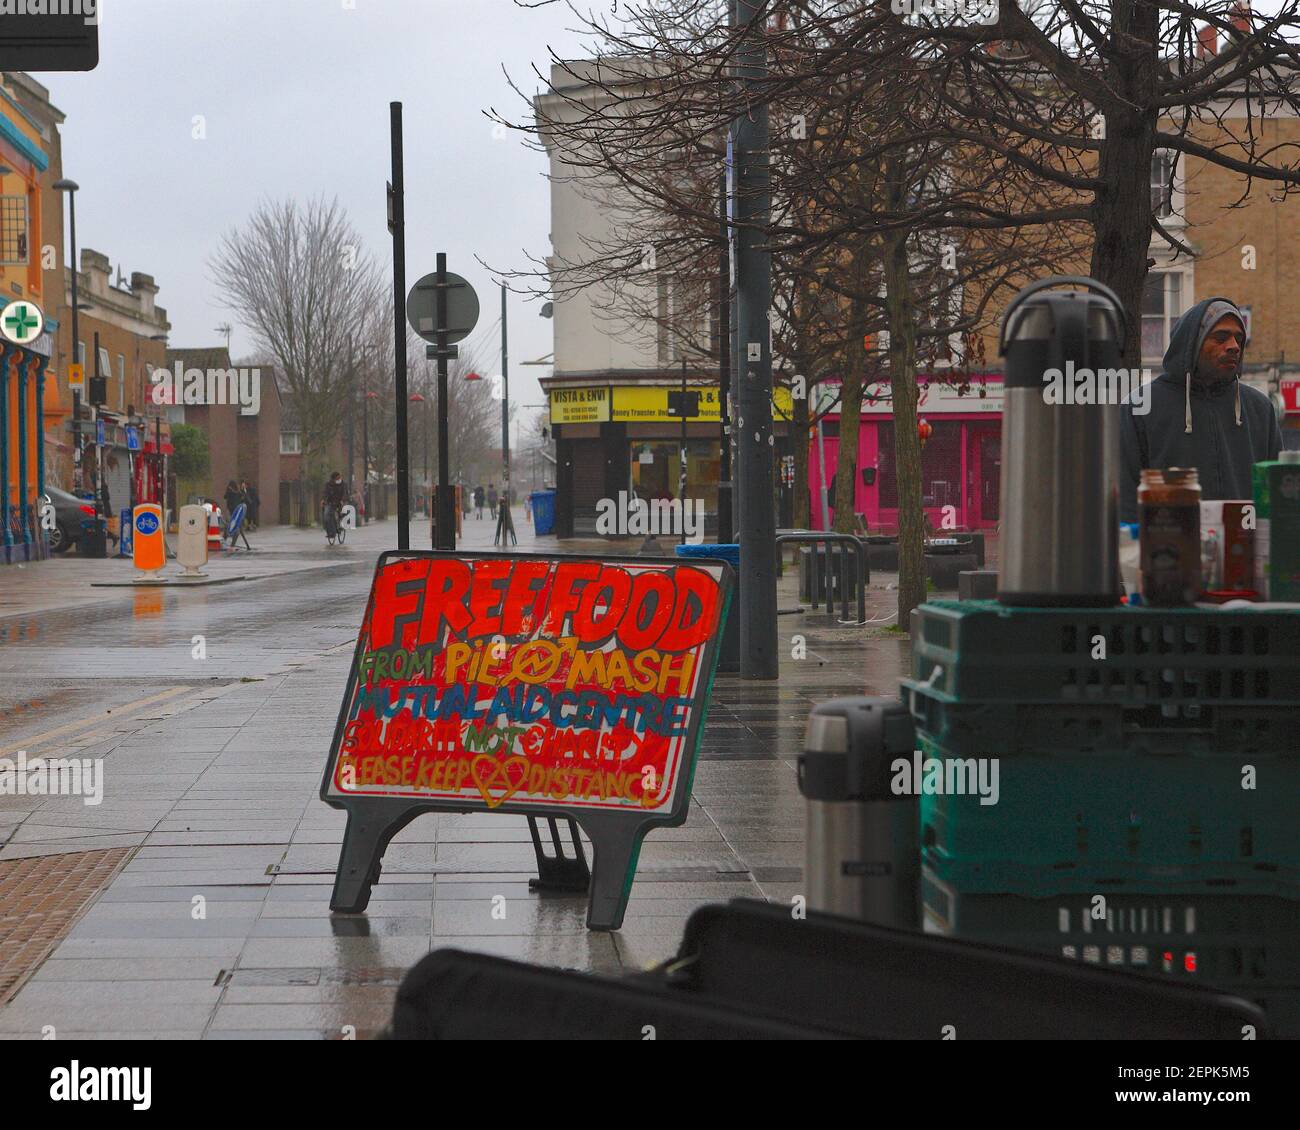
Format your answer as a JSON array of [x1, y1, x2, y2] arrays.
[[1120, 297, 1281, 523]]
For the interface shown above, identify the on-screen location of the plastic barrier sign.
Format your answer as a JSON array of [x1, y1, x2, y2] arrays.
[[321, 550, 733, 929], [177, 504, 208, 575], [131, 504, 164, 573]]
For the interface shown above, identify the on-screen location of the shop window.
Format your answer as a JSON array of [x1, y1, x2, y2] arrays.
[[876, 419, 963, 516], [629, 439, 719, 512]]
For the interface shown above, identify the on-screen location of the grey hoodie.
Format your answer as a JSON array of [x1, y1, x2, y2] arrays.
[[1120, 296, 1281, 522]]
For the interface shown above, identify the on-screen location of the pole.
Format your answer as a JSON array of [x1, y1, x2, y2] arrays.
[[680, 354, 688, 546], [93, 330, 104, 520], [817, 415, 831, 531], [500, 283, 510, 506], [391, 102, 410, 551], [718, 169, 733, 543], [731, 0, 778, 678], [435, 252, 453, 550], [69, 190, 83, 495]]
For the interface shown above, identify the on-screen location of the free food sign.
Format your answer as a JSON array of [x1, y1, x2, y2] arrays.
[[321, 551, 732, 928]]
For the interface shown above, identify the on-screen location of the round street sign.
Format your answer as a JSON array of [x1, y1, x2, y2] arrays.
[[1, 300, 44, 346], [406, 272, 480, 345]]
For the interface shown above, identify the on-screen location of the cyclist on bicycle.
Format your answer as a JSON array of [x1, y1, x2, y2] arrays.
[[322, 472, 347, 540]]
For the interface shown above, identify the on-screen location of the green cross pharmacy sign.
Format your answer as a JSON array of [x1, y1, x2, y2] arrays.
[[1, 301, 44, 346]]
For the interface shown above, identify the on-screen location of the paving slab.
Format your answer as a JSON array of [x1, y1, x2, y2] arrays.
[[0, 514, 917, 1037]]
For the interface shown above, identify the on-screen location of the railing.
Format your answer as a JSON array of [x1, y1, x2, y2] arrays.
[[775, 531, 868, 624]]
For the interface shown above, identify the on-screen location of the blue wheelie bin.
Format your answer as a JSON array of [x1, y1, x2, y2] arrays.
[[674, 543, 739, 673], [530, 490, 557, 536]]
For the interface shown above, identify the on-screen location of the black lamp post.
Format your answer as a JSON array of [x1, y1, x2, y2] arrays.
[[53, 178, 81, 492]]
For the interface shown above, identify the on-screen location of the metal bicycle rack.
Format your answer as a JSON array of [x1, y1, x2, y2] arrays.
[[775, 532, 868, 624]]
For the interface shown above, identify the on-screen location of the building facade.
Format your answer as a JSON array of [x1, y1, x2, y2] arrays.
[[809, 23, 1300, 534], [537, 62, 791, 538], [164, 346, 281, 524], [0, 71, 55, 563], [59, 248, 172, 524]]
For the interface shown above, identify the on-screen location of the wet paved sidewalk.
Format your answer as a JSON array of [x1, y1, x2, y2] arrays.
[[0, 511, 915, 1038]]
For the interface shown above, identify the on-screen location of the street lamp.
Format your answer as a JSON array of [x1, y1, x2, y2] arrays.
[[53, 179, 82, 494]]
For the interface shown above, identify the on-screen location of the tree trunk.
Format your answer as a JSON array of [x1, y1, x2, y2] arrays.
[[792, 361, 811, 530], [883, 225, 926, 628], [833, 284, 868, 534], [1089, 1, 1159, 361]]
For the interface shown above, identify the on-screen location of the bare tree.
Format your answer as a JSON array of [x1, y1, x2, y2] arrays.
[[210, 197, 383, 489]]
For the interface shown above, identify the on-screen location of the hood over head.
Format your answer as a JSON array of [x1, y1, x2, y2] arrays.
[[1158, 296, 1246, 434]]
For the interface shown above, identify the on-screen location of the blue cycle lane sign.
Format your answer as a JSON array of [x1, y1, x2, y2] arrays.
[[135, 511, 160, 536]]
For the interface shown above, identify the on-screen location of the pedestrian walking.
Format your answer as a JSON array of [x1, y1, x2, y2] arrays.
[[473, 484, 485, 519], [224, 479, 245, 519], [487, 483, 499, 516], [1120, 298, 1282, 521], [224, 480, 247, 547], [242, 480, 260, 530]]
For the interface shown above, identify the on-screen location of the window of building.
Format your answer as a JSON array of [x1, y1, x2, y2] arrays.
[[876, 419, 963, 514], [280, 432, 302, 455], [77, 340, 86, 367], [629, 439, 719, 515], [117, 354, 125, 408], [1142, 271, 1185, 361], [0, 195, 29, 264], [1150, 152, 1175, 219], [656, 274, 710, 365]]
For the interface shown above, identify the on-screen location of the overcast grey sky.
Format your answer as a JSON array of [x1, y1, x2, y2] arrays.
[[36, 0, 595, 421]]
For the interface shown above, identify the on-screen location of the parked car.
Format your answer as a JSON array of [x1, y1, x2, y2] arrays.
[[39, 485, 97, 554]]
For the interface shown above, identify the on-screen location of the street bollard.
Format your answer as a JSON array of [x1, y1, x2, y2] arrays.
[[131, 503, 165, 582], [177, 504, 209, 578], [798, 697, 920, 929]]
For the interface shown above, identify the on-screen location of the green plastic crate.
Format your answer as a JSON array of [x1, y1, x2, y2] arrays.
[[912, 600, 1300, 705], [923, 876, 1300, 1037], [906, 679, 1298, 756], [917, 738, 1300, 873]]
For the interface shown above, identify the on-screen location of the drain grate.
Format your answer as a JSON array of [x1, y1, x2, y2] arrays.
[[0, 849, 132, 1007]]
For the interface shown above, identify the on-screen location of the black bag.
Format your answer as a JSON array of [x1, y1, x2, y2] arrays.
[[668, 899, 1268, 1040], [385, 947, 834, 1040]]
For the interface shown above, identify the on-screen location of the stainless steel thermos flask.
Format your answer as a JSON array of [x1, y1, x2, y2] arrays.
[[998, 276, 1126, 606]]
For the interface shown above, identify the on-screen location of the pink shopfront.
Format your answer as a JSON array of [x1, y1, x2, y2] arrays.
[[808, 374, 1004, 533]]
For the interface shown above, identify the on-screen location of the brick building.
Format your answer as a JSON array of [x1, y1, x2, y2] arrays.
[[0, 71, 55, 563], [277, 377, 355, 525], [164, 346, 281, 524]]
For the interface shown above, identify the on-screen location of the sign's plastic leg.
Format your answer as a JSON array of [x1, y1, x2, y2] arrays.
[[578, 815, 647, 932]]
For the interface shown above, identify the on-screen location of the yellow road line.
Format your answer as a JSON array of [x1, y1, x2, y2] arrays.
[[0, 686, 194, 756]]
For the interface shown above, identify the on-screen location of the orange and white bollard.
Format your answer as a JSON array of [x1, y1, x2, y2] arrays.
[[206, 505, 223, 552]]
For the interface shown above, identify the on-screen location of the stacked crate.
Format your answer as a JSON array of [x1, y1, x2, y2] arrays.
[[903, 600, 1300, 1036]]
